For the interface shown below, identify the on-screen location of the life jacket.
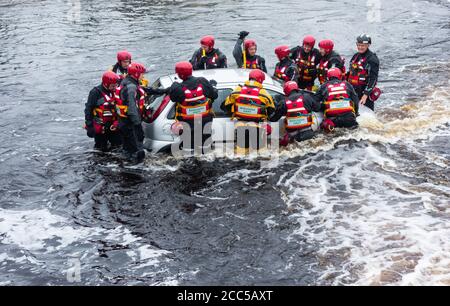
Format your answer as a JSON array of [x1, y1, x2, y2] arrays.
[[296, 51, 317, 83], [115, 83, 146, 119], [348, 55, 369, 86], [233, 85, 268, 121], [176, 84, 211, 120], [317, 55, 346, 84], [275, 63, 291, 82], [244, 57, 261, 70], [92, 89, 117, 134], [285, 96, 313, 131], [200, 51, 221, 69], [324, 82, 355, 117]]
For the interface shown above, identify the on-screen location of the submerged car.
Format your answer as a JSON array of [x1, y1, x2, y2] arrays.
[[143, 68, 323, 153]]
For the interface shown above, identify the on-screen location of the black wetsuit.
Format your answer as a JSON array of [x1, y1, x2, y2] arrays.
[[84, 85, 122, 151], [189, 48, 227, 70], [290, 46, 321, 89], [233, 38, 267, 72], [315, 78, 360, 128], [169, 76, 218, 152], [118, 76, 145, 161], [347, 49, 380, 111]]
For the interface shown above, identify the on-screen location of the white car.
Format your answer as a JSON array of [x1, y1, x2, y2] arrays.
[[143, 68, 323, 153]]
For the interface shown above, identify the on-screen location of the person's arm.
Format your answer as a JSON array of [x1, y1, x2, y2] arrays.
[[305, 93, 322, 113], [85, 88, 98, 128], [123, 83, 141, 125], [268, 95, 287, 122], [143, 87, 169, 96], [314, 84, 327, 112], [330, 56, 345, 71], [219, 52, 228, 68], [289, 46, 299, 61], [233, 38, 244, 68], [190, 49, 203, 70], [199, 77, 218, 100], [347, 83, 360, 114], [259, 57, 267, 73], [168, 82, 185, 104], [364, 54, 380, 96], [287, 65, 299, 81]]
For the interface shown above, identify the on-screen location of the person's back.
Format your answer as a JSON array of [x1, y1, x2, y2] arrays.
[[222, 70, 276, 152], [315, 68, 359, 131], [277, 81, 321, 145], [169, 62, 218, 155]]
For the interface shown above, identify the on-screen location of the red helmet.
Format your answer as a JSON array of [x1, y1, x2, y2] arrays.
[[175, 61, 193, 81], [102, 71, 120, 88], [275, 45, 290, 60], [244, 39, 257, 50], [303, 35, 316, 48], [200, 35, 215, 49], [327, 67, 342, 80], [128, 62, 147, 80], [249, 69, 265, 84], [319, 39, 334, 54], [283, 81, 299, 96], [117, 50, 132, 62]]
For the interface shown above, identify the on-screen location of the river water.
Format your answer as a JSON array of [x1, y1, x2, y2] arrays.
[[0, 0, 449, 285]]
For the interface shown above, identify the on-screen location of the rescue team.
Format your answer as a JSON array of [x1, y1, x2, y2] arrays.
[[85, 33, 380, 161]]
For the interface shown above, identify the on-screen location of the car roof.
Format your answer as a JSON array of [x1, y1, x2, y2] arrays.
[[159, 68, 284, 92]]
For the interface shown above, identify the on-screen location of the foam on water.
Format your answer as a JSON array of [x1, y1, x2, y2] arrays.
[[0, 208, 173, 284]]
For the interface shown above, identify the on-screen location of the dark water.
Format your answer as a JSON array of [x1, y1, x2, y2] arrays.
[[0, 0, 449, 285]]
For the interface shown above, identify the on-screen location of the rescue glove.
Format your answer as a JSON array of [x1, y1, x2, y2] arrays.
[[238, 31, 250, 40], [199, 56, 208, 65], [209, 79, 218, 87]]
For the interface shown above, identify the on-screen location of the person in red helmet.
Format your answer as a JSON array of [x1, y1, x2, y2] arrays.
[[110, 50, 132, 82], [274, 45, 299, 83], [317, 39, 345, 85], [84, 71, 122, 151], [347, 34, 381, 111], [115, 62, 148, 162], [232, 31, 267, 72], [189, 35, 227, 70], [314, 68, 360, 130], [276, 81, 322, 145], [290, 35, 322, 91], [222, 69, 277, 151], [169, 61, 218, 154]]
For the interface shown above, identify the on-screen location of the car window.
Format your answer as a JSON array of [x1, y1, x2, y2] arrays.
[[147, 94, 165, 113], [265, 89, 285, 107], [212, 89, 233, 117], [167, 88, 233, 119]]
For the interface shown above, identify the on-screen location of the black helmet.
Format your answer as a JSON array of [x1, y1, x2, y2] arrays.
[[357, 34, 372, 44]]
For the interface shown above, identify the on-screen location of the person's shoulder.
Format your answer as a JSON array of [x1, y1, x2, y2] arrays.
[[89, 85, 102, 95], [367, 50, 380, 63]]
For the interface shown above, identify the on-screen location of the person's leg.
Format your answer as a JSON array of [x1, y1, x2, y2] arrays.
[[364, 99, 375, 111], [332, 113, 358, 129], [94, 134, 108, 151], [120, 123, 139, 158], [293, 129, 315, 142]]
